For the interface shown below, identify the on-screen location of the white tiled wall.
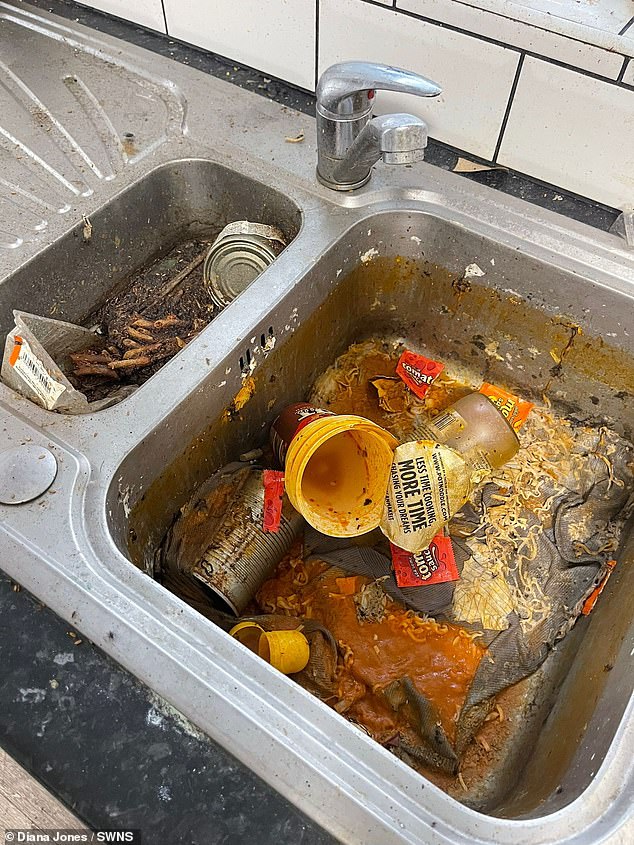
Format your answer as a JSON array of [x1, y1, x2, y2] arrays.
[[504, 0, 633, 33], [399, 0, 624, 78], [320, 0, 520, 160], [163, 0, 315, 90], [77, 0, 165, 32], [77, 0, 634, 209], [498, 58, 634, 208]]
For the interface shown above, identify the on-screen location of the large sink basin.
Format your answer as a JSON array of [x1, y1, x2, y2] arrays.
[[1, 4, 633, 843]]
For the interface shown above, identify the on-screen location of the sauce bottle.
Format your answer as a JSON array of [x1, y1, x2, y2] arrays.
[[380, 393, 519, 553]]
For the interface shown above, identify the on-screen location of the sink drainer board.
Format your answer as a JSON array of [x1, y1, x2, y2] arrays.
[[113, 210, 634, 818], [0, 159, 301, 408]]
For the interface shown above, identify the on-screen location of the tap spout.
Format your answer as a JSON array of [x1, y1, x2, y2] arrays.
[[317, 61, 442, 117], [315, 61, 441, 191]]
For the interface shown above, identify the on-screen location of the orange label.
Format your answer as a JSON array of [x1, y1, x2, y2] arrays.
[[582, 560, 616, 616], [335, 576, 359, 596], [390, 535, 459, 588], [480, 382, 533, 431], [262, 470, 285, 533], [9, 335, 23, 366], [396, 350, 444, 399]]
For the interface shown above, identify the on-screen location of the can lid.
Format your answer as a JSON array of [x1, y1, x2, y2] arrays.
[[204, 221, 287, 307], [217, 220, 286, 245]]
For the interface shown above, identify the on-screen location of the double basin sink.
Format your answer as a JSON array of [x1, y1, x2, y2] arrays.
[[1, 4, 633, 843]]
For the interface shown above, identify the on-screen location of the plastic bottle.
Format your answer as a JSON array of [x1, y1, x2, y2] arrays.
[[380, 393, 519, 553]]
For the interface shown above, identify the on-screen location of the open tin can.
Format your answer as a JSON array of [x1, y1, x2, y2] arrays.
[[191, 468, 303, 614], [203, 221, 287, 307]]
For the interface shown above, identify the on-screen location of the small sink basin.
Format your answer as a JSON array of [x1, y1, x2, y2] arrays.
[[0, 158, 301, 406]]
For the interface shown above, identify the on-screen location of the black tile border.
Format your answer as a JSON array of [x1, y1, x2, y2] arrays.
[[493, 52, 524, 163], [159, 0, 168, 35], [616, 56, 629, 83], [618, 16, 634, 36]]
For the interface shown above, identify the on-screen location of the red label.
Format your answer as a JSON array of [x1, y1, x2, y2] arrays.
[[396, 351, 444, 399], [390, 535, 459, 587], [262, 470, 286, 533]]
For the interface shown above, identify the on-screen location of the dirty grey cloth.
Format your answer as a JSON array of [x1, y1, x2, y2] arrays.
[[305, 527, 461, 616], [382, 677, 459, 774], [453, 429, 633, 752], [304, 427, 634, 770]]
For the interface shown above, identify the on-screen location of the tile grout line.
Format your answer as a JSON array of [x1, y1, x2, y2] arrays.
[[359, 0, 631, 87], [618, 16, 634, 36], [492, 52, 525, 164], [616, 56, 628, 82], [160, 0, 169, 36]]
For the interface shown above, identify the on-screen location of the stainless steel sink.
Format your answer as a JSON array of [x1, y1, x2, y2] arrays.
[[1, 4, 633, 843], [0, 158, 301, 343]]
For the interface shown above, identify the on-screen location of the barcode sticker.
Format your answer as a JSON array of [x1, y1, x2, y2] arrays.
[[433, 411, 455, 431], [412, 409, 464, 442], [9, 335, 66, 409]]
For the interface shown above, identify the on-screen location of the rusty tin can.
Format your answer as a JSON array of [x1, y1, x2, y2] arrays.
[[203, 221, 287, 307], [191, 468, 303, 615]]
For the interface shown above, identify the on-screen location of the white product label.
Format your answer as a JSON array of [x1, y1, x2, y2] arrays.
[[9, 335, 66, 409], [412, 410, 466, 443], [380, 440, 472, 553]]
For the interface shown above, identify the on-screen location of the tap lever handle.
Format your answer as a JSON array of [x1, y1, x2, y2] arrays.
[[316, 61, 441, 117]]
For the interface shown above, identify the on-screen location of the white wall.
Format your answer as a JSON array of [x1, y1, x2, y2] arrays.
[[77, 0, 634, 209]]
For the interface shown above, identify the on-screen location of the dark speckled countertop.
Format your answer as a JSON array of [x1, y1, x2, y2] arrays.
[[0, 570, 335, 844], [0, 1, 621, 842]]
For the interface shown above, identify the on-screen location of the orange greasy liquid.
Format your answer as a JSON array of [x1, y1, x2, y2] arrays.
[[258, 559, 485, 745], [314, 349, 471, 435]]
